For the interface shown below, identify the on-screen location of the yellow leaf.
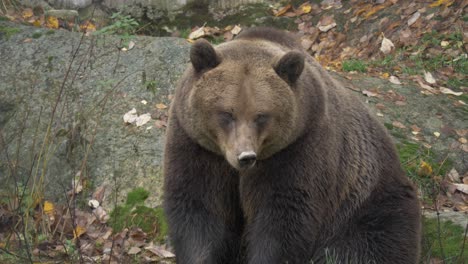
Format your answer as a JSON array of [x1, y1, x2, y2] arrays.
[[43, 201, 54, 215], [22, 8, 34, 19], [364, 4, 387, 19], [80, 21, 96, 32], [32, 19, 42, 27], [156, 103, 167, 109], [300, 3, 312, 14], [74, 225, 86, 238], [429, 0, 454, 7], [46, 16, 59, 29], [381, 72, 390, 79], [418, 161, 433, 177]]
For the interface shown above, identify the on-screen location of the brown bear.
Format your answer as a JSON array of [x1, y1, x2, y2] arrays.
[[163, 27, 421, 264]]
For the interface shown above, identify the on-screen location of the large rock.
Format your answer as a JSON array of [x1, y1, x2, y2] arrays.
[[0, 22, 190, 208], [50, 0, 93, 10]]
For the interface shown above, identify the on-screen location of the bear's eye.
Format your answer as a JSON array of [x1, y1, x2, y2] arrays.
[[255, 114, 270, 128], [218, 111, 235, 127]]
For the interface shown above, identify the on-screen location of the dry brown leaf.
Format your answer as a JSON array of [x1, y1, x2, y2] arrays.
[[414, 76, 437, 93], [362, 90, 379, 97], [22, 8, 34, 19], [146, 245, 175, 258], [274, 4, 292, 17], [407, 11, 420, 26], [424, 71, 436, 84], [453, 183, 468, 194], [231, 25, 242, 35], [128, 246, 141, 255], [392, 121, 406, 129], [156, 103, 168, 109], [440, 87, 463, 96], [389, 76, 401, 85], [380, 36, 395, 54], [447, 168, 460, 183], [410, 125, 421, 132], [188, 26, 206, 40]]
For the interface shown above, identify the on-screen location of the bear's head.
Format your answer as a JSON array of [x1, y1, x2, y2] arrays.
[[179, 39, 310, 171]]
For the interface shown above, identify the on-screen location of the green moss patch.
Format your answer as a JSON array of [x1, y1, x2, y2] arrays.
[[0, 25, 21, 40], [342, 59, 367, 73], [110, 188, 168, 242], [422, 217, 468, 262]]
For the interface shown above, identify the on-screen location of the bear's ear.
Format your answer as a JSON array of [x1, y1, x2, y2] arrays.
[[190, 39, 221, 73], [273, 51, 305, 84]]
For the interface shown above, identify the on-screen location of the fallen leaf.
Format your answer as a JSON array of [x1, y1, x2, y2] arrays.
[[274, 4, 292, 17], [434, 132, 441, 137], [429, 0, 454, 8], [453, 184, 468, 194], [440, 87, 463, 96], [392, 121, 406, 129], [410, 125, 421, 132], [188, 26, 206, 40], [88, 199, 99, 209], [128, 41, 135, 50], [389, 76, 401, 85], [447, 168, 460, 183], [154, 120, 167, 129], [156, 103, 167, 109], [424, 71, 436, 84], [318, 15, 336, 32], [80, 21, 96, 32], [414, 76, 436, 93], [135, 113, 151, 127], [145, 244, 175, 258], [123, 108, 138, 124], [45, 16, 59, 29], [73, 225, 86, 239], [231, 25, 242, 35], [362, 90, 378, 97], [459, 138, 467, 144], [128, 247, 141, 255], [380, 36, 395, 54], [407, 11, 420, 26], [299, 2, 312, 14], [418, 161, 433, 177], [22, 8, 34, 19], [441, 40, 450, 47]]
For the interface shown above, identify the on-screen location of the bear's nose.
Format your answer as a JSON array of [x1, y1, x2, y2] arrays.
[[238, 151, 257, 168]]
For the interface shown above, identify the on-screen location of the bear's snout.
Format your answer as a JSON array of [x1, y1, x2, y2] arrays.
[[238, 151, 257, 169]]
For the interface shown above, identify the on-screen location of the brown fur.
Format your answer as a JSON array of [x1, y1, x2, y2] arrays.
[[163, 27, 421, 264]]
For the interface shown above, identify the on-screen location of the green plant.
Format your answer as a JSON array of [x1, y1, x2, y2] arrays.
[[396, 141, 452, 203], [94, 12, 139, 46], [110, 188, 168, 242], [31, 32, 42, 39], [0, 25, 21, 40], [144, 80, 158, 95], [342, 59, 367, 73], [421, 217, 468, 262]]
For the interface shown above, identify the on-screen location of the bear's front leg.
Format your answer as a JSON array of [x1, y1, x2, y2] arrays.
[[241, 167, 322, 264], [163, 122, 243, 264]]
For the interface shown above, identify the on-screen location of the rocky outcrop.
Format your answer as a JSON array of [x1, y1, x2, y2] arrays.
[[0, 21, 190, 208]]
